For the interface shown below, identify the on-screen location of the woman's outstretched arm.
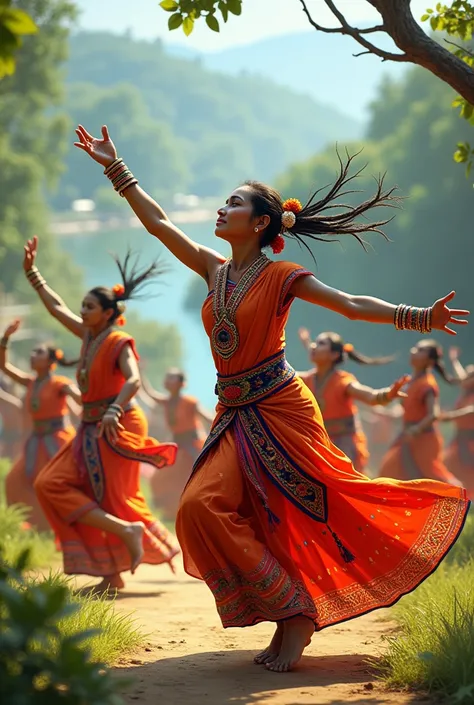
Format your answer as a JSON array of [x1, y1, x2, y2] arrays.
[[291, 275, 469, 336], [23, 237, 84, 338], [0, 321, 34, 386], [74, 125, 224, 282]]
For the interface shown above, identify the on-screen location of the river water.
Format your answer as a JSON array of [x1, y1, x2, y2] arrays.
[[59, 220, 222, 410]]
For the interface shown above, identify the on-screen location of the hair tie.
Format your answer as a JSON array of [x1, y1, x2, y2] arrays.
[[271, 234, 285, 255], [112, 283, 125, 297], [343, 343, 354, 353]]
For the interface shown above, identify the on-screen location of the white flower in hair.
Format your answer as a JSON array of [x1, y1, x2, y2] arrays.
[[281, 210, 297, 229], [117, 301, 126, 313]]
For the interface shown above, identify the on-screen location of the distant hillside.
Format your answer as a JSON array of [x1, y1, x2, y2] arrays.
[[193, 31, 407, 121], [54, 31, 361, 209]]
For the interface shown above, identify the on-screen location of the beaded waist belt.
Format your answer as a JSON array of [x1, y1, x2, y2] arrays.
[[215, 350, 295, 407], [82, 397, 135, 423], [325, 416, 358, 437], [33, 416, 70, 435]]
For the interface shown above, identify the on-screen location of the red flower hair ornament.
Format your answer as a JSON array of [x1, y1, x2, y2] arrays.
[[112, 283, 125, 297], [272, 197, 303, 255]]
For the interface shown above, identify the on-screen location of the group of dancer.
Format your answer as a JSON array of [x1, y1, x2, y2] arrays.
[[0, 123, 471, 673], [296, 327, 474, 494]]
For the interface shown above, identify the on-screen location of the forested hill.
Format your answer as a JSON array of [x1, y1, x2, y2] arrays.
[[52, 31, 361, 209]]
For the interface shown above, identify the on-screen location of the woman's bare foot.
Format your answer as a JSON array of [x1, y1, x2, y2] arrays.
[[254, 623, 284, 665], [265, 616, 314, 673], [95, 573, 125, 592], [121, 522, 145, 573]]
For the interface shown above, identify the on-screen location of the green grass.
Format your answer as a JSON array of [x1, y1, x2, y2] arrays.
[[378, 510, 474, 703], [26, 572, 143, 664]]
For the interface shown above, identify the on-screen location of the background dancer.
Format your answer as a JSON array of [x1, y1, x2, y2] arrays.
[[379, 340, 462, 485], [0, 320, 79, 530], [297, 328, 407, 474], [140, 368, 213, 520], [24, 238, 179, 591]]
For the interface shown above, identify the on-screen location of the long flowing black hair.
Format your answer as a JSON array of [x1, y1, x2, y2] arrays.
[[247, 149, 400, 259], [88, 250, 166, 323]]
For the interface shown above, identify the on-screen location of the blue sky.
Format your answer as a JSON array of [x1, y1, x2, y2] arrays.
[[74, 0, 431, 52]]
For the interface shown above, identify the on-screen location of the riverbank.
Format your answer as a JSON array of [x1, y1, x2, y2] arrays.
[[51, 209, 216, 236]]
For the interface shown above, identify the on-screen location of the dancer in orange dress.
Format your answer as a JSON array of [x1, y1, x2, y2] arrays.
[[441, 347, 474, 497], [0, 320, 79, 530], [379, 341, 462, 486], [140, 369, 213, 519], [74, 125, 469, 671], [297, 328, 406, 474], [23, 241, 179, 591]]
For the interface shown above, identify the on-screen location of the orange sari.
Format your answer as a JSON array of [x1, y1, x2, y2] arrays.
[[5, 375, 75, 531], [379, 374, 460, 485], [176, 258, 469, 631], [34, 329, 179, 576], [299, 369, 369, 473], [0, 394, 26, 461], [444, 390, 474, 498], [151, 395, 205, 519]]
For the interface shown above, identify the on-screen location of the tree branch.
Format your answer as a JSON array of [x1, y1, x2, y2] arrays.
[[298, 0, 409, 62], [298, 0, 474, 105]]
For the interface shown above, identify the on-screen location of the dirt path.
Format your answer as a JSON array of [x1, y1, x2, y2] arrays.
[[100, 564, 425, 705]]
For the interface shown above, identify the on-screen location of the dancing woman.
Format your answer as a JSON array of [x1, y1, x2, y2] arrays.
[[441, 347, 474, 497], [297, 328, 407, 473], [25, 242, 179, 590], [1, 321, 79, 530], [379, 340, 462, 485], [0, 380, 26, 462], [74, 124, 469, 670], [140, 368, 214, 519]]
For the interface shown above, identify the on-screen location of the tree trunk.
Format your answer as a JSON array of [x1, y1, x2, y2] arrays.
[[372, 0, 474, 104]]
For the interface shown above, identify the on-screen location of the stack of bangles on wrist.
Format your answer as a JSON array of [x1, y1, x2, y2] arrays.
[[26, 266, 46, 291], [104, 158, 138, 197], [0, 337, 8, 349], [375, 389, 390, 405], [106, 403, 123, 421], [394, 304, 432, 333]]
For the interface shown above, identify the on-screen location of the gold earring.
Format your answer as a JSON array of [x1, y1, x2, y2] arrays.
[[254, 227, 258, 232]]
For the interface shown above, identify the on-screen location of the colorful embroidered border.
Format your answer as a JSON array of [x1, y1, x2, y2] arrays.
[[240, 405, 328, 523], [277, 268, 312, 316], [313, 496, 469, 630], [77, 328, 113, 394], [204, 548, 316, 628], [215, 350, 295, 407], [82, 424, 105, 503]]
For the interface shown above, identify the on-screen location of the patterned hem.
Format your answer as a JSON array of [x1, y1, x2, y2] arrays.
[[204, 548, 316, 628], [313, 495, 470, 631], [65, 500, 98, 525]]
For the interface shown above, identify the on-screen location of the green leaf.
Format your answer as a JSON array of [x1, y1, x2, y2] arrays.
[[168, 12, 183, 30], [430, 15, 440, 30], [205, 13, 220, 31], [219, 1, 229, 22], [462, 102, 474, 119], [226, 0, 242, 15], [159, 0, 179, 12], [1, 8, 38, 35], [183, 15, 194, 35], [420, 13, 431, 21]]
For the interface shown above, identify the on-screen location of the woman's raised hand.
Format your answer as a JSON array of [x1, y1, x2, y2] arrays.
[[3, 319, 21, 339], [23, 236, 38, 272], [431, 292, 469, 336], [387, 374, 411, 401], [74, 124, 117, 168]]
